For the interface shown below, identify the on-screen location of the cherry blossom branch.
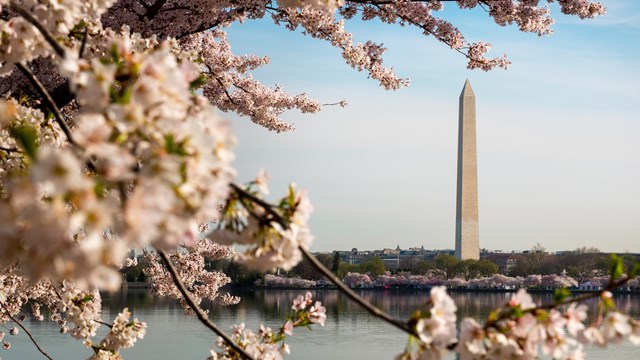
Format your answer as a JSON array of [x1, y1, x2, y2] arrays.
[[0, 146, 20, 153], [214, 76, 239, 106], [322, 101, 348, 107], [176, 18, 224, 39], [0, 302, 53, 360], [540, 275, 633, 310], [78, 27, 89, 58], [230, 183, 287, 226], [15, 63, 77, 146], [9, 1, 66, 58], [229, 183, 419, 338], [299, 246, 418, 337], [370, 3, 473, 60], [345, 0, 456, 4], [95, 320, 114, 329], [155, 248, 255, 360], [484, 274, 634, 331]]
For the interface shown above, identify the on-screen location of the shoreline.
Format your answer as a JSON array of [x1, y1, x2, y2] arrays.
[[224, 285, 640, 294], [121, 282, 640, 294]]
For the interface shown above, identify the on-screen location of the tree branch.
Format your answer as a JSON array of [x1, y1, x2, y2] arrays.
[[370, 3, 474, 61], [9, 1, 65, 58], [230, 183, 287, 227], [0, 146, 20, 153], [542, 276, 633, 310], [299, 246, 418, 337], [229, 184, 419, 338], [155, 248, 255, 360], [78, 27, 89, 59], [484, 275, 634, 330], [345, 0, 456, 4], [16, 63, 77, 147], [145, 0, 168, 19], [0, 302, 53, 360]]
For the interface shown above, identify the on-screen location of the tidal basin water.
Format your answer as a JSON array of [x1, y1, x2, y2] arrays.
[[6, 289, 640, 359]]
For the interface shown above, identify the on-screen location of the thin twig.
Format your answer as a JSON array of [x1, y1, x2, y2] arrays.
[[299, 246, 417, 337], [484, 275, 634, 330], [230, 184, 419, 338], [155, 248, 255, 360], [48, 281, 63, 301], [321, 102, 346, 106], [230, 184, 287, 227], [370, 3, 475, 61], [345, 0, 456, 4], [145, 0, 168, 19], [0, 302, 54, 360], [542, 276, 632, 310], [9, 1, 66, 57], [214, 77, 239, 106], [79, 27, 89, 59], [0, 146, 20, 153], [95, 320, 113, 329], [16, 63, 76, 146]]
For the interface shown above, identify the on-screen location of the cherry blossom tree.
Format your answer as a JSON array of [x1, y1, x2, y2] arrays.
[[2, 0, 639, 360], [343, 272, 373, 288]]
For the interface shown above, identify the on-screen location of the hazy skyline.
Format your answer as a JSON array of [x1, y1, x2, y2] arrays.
[[225, 1, 640, 253]]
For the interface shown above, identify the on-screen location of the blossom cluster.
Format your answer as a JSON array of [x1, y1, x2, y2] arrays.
[[143, 242, 241, 315], [397, 286, 458, 360], [58, 282, 103, 342], [181, 31, 322, 132], [391, 286, 640, 360], [0, 1, 242, 290], [274, 7, 411, 90], [0, 0, 115, 75], [210, 181, 314, 272], [209, 291, 326, 359], [456, 289, 640, 360], [90, 308, 147, 359], [260, 274, 318, 288], [339, 271, 597, 290], [0, 270, 148, 358], [343, 272, 373, 288]]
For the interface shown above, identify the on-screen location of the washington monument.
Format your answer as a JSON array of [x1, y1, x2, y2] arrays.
[[455, 80, 480, 260]]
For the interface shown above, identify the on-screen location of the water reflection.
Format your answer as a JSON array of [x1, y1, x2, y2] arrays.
[[9, 289, 640, 360]]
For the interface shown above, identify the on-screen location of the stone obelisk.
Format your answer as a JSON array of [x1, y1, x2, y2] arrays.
[[455, 79, 480, 260]]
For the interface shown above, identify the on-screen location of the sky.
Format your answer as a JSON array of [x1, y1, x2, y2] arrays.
[[223, 1, 640, 253]]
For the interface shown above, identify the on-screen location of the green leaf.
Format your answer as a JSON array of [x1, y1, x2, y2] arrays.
[[110, 85, 133, 105], [9, 124, 37, 159], [94, 178, 107, 197], [535, 309, 549, 322], [189, 74, 207, 90], [512, 306, 524, 318], [288, 184, 295, 207], [487, 309, 500, 323], [630, 263, 640, 278], [117, 86, 133, 104], [602, 296, 615, 310], [610, 254, 624, 280], [70, 21, 87, 40], [553, 288, 571, 304], [110, 43, 121, 64], [164, 134, 188, 156], [410, 310, 426, 320]]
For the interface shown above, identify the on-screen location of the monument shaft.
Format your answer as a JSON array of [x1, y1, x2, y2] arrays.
[[455, 80, 480, 260]]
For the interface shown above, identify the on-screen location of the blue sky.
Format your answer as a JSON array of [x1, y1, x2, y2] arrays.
[[224, 1, 640, 253]]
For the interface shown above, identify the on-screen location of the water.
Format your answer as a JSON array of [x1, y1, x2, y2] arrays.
[[5, 289, 640, 359]]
